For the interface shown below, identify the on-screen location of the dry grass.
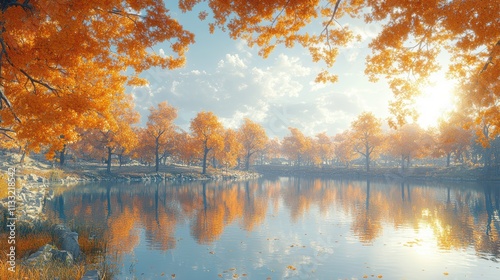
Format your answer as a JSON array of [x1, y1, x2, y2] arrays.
[[0, 172, 8, 199], [0, 259, 87, 280], [0, 221, 113, 280], [0, 231, 53, 261]]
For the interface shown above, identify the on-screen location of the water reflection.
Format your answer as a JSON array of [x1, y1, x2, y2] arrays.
[[45, 178, 500, 277]]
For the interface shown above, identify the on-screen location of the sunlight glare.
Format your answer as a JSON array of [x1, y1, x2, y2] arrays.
[[414, 75, 456, 128], [415, 223, 438, 258]]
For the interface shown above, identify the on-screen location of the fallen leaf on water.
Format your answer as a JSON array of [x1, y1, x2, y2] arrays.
[[229, 268, 236, 271], [377, 275, 383, 278], [209, 251, 215, 254], [171, 274, 176, 279], [287, 265, 296, 271], [444, 272, 449, 276], [363, 275, 368, 279], [233, 273, 239, 278], [242, 273, 247, 277], [218, 274, 223, 278], [161, 272, 165, 276], [266, 278, 271, 280]]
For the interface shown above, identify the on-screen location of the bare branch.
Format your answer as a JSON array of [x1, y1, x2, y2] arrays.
[[19, 68, 57, 93], [480, 39, 500, 74], [270, 0, 292, 28], [321, 0, 343, 36]]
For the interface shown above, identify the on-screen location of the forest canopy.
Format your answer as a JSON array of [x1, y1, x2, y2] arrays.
[[0, 0, 498, 153]]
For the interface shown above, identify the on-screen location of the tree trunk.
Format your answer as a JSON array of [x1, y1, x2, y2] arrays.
[[245, 152, 251, 171], [118, 154, 123, 167], [446, 153, 451, 167], [106, 146, 112, 174], [155, 137, 160, 173], [202, 146, 209, 174], [59, 145, 66, 167], [20, 150, 26, 164], [401, 155, 405, 172], [365, 144, 370, 172]]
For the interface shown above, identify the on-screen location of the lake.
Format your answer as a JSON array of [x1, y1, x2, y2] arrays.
[[44, 177, 500, 279]]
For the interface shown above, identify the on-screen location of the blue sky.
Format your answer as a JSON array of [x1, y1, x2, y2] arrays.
[[130, 6, 394, 138]]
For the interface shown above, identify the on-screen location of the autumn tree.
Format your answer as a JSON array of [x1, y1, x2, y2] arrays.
[[144, 102, 177, 173], [386, 123, 427, 171], [99, 96, 139, 173], [281, 127, 312, 166], [265, 137, 282, 163], [351, 112, 383, 172], [217, 129, 243, 171], [171, 131, 197, 165], [315, 132, 334, 165], [333, 130, 358, 168], [190, 111, 224, 174], [1, 1, 498, 158], [0, 1, 194, 156], [437, 115, 473, 167], [237, 118, 268, 170]]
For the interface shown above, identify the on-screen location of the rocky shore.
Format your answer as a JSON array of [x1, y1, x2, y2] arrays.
[[0, 153, 261, 279]]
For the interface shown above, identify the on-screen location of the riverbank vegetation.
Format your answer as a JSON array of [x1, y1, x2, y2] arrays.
[[0, 0, 498, 182], [1, 107, 499, 181], [0, 219, 113, 280]]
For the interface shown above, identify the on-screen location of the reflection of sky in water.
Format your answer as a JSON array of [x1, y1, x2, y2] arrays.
[[46, 178, 500, 279], [120, 201, 353, 279]]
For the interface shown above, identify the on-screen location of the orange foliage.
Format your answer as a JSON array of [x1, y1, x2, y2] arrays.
[[76, 94, 139, 172], [333, 130, 358, 168], [190, 111, 224, 174], [315, 132, 334, 165], [237, 118, 268, 170], [350, 112, 383, 171], [386, 123, 428, 170], [1, 1, 498, 152], [436, 114, 473, 166], [216, 128, 243, 170], [281, 127, 313, 166], [0, 0, 194, 153], [144, 102, 178, 172]]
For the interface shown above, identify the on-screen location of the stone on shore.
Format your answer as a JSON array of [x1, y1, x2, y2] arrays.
[[54, 224, 83, 261]]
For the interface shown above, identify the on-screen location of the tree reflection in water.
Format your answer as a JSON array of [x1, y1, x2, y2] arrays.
[[45, 178, 500, 261]]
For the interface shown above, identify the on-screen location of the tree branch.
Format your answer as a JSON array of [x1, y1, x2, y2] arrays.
[[479, 39, 500, 74]]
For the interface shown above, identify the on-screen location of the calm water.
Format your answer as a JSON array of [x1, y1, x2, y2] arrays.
[[45, 177, 500, 279]]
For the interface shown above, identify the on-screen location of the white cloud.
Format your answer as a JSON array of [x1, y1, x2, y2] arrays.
[[159, 48, 166, 57], [130, 38, 391, 138]]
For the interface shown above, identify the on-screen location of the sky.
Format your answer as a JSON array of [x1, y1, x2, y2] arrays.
[[129, 5, 398, 139]]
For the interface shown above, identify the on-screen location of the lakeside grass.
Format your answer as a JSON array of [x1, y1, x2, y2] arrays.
[[0, 172, 7, 199], [0, 218, 113, 280]]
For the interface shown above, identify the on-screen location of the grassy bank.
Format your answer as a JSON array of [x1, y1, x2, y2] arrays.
[[0, 218, 113, 280]]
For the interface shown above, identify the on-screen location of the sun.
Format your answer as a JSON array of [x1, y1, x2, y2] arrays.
[[414, 74, 457, 129]]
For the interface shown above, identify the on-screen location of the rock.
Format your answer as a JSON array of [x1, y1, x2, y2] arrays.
[[51, 249, 74, 266], [81, 270, 101, 280], [25, 244, 75, 267], [46, 189, 55, 200], [28, 173, 38, 181], [54, 224, 82, 261], [25, 244, 56, 266]]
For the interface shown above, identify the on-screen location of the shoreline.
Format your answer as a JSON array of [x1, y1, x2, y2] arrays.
[[253, 165, 500, 183]]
